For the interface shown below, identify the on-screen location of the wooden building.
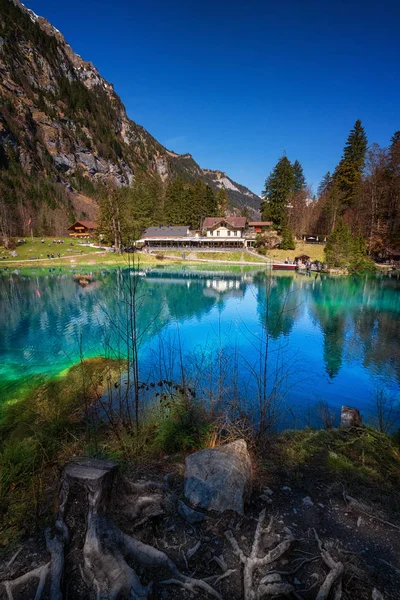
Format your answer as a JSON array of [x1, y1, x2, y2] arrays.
[[68, 221, 96, 238], [248, 221, 273, 234]]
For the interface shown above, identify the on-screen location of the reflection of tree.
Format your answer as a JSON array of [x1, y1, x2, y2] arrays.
[[310, 275, 400, 381], [322, 315, 346, 378], [309, 278, 349, 379], [351, 281, 400, 383], [255, 274, 300, 339], [0, 271, 242, 382]]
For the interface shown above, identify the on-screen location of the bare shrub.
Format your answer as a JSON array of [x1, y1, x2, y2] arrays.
[[316, 400, 336, 429], [370, 388, 400, 434]]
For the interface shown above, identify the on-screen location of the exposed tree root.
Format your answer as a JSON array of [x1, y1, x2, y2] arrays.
[[2, 563, 49, 600], [2, 523, 67, 600], [1, 459, 220, 600], [225, 508, 295, 600], [313, 528, 344, 600]]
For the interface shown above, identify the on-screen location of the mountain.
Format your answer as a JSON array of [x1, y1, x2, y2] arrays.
[[0, 0, 261, 236]]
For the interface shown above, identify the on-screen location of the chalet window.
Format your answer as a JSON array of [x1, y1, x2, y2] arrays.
[[217, 231, 220, 236], [228, 230, 231, 236]]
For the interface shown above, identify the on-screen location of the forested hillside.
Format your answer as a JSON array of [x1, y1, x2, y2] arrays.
[[0, 0, 260, 238]]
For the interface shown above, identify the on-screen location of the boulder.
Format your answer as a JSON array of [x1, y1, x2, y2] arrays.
[[184, 439, 252, 514], [340, 406, 363, 428]]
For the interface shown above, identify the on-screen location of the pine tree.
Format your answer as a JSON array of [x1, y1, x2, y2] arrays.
[[205, 184, 217, 218], [324, 218, 372, 270], [126, 170, 163, 236], [216, 188, 229, 216], [317, 172, 333, 198], [279, 225, 295, 250], [164, 178, 186, 225], [334, 119, 368, 207], [292, 160, 306, 192], [261, 156, 296, 229], [324, 218, 354, 267]]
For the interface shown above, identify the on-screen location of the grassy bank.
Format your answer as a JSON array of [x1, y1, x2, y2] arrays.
[[1, 355, 399, 548], [164, 250, 268, 263], [0, 237, 100, 261], [265, 241, 326, 262], [0, 357, 126, 544], [1, 238, 326, 269]]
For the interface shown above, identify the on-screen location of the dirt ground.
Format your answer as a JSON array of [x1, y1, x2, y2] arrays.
[[0, 449, 399, 600]]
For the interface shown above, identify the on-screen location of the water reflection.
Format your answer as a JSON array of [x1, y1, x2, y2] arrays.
[[0, 269, 399, 412]]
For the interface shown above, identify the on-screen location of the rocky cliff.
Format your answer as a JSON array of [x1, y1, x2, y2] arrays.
[[0, 0, 260, 235]]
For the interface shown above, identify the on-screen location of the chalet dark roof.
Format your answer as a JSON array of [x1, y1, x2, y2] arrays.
[[202, 217, 247, 229], [142, 226, 189, 238], [68, 220, 96, 230], [248, 221, 273, 226]]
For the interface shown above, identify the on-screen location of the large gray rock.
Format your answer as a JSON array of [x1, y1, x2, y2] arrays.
[[184, 439, 252, 514]]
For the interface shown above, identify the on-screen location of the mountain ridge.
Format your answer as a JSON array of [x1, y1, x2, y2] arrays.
[[0, 0, 260, 236]]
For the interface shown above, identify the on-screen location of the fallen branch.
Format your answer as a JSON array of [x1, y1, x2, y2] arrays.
[[379, 559, 400, 575], [5, 547, 22, 570], [343, 491, 400, 532]]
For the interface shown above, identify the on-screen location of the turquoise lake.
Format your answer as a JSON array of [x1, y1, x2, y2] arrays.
[[1, 266, 399, 427]]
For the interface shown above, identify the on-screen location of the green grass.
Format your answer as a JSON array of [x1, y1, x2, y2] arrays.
[[165, 244, 326, 263], [0, 237, 101, 261], [278, 427, 400, 504], [166, 250, 267, 262], [0, 357, 126, 544], [0, 356, 214, 545], [265, 242, 326, 262]]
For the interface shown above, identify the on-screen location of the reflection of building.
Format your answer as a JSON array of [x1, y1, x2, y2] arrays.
[[206, 278, 241, 292], [138, 218, 274, 249], [143, 270, 248, 299], [203, 277, 245, 299], [68, 221, 96, 237]]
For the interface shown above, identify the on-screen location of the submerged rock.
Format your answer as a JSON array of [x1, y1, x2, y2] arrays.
[[184, 439, 252, 514]]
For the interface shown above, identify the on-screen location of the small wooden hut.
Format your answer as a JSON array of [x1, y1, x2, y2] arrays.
[[68, 221, 96, 238]]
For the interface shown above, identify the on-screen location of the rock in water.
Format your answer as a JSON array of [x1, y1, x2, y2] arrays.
[[184, 439, 252, 514], [340, 406, 363, 428]]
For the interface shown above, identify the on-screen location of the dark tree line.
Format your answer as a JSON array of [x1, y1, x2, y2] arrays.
[[98, 173, 223, 248]]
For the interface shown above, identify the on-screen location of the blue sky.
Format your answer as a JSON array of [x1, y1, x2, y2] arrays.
[[26, 0, 400, 195]]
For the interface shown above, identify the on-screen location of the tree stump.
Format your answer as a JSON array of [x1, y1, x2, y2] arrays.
[[1, 458, 221, 600], [340, 406, 363, 428]]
